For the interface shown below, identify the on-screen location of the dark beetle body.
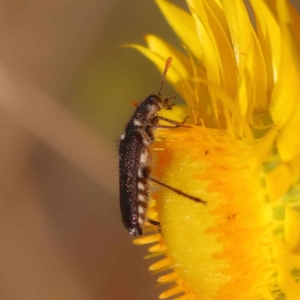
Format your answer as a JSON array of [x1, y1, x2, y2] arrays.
[[119, 57, 206, 237], [119, 132, 144, 236], [119, 94, 173, 236]]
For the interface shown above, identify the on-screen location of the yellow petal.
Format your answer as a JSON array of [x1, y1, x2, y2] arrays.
[[156, 0, 202, 60], [221, 0, 252, 77], [203, 0, 231, 41], [187, 0, 238, 127], [196, 0, 238, 98], [237, 28, 268, 122], [250, 0, 281, 89], [194, 77, 253, 139], [125, 43, 182, 93], [222, 0, 269, 121], [278, 266, 300, 300], [248, 126, 277, 173], [287, 155, 300, 185], [265, 162, 293, 202], [285, 207, 300, 252], [145, 35, 192, 78], [276, 109, 300, 162], [187, 0, 221, 125], [271, 0, 300, 160], [270, 0, 300, 128]]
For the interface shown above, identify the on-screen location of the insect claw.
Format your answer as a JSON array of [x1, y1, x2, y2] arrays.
[[147, 219, 162, 233], [165, 103, 175, 110], [180, 116, 190, 124]]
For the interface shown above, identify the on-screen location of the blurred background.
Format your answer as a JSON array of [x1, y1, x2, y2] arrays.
[[0, 1, 182, 299], [0, 1, 299, 300]]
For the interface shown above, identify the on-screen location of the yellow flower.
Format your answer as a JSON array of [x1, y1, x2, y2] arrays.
[[129, 0, 300, 299]]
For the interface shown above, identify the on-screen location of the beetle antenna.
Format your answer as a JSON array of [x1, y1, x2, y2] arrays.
[[158, 57, 172, 96], [149, 176, 206, 204]]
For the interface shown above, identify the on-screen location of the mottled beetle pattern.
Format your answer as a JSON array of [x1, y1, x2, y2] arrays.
[[119, 58, 206, 236]]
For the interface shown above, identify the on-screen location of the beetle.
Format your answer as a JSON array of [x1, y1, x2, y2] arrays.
[[119, 57, 206, 236]]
